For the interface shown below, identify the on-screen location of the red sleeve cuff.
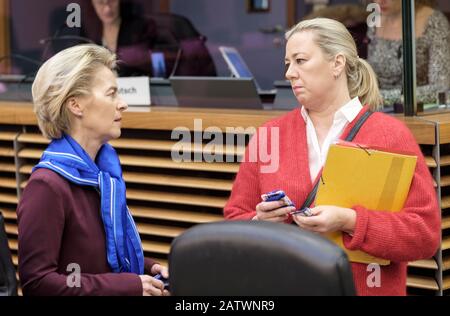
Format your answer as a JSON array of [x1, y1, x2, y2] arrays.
[[343, 205, 369, 250]]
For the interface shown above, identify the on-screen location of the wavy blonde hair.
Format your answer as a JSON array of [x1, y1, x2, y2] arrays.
[[32, 44, 116, 139], [286, 18, 382, 110]]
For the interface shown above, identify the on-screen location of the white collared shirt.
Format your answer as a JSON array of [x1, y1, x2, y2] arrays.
[[300, 97, 363, 183]]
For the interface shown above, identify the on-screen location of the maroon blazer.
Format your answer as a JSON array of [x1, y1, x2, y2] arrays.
[[17, 168, 156, 296]]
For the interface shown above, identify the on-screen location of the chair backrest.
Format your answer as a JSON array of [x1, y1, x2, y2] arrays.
[[169, 221, 355, 296], [0, 212, 18, 296], [147, 13, 217, 77], [146, 13, 202, 41], [44, 4, 96, 61]]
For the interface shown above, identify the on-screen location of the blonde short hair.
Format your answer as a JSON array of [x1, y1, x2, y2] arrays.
[[286, 18, 383, 110], [32, 44, 116, 139]]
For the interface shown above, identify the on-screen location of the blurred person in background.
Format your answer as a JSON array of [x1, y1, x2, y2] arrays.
[[81, 0, 157, 76], [366, 0, 450, 105]]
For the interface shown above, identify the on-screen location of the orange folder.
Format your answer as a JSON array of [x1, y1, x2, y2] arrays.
[[315, 141, 418, 265]]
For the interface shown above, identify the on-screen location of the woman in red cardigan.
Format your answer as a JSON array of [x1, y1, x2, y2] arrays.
[[224, 18, 440, 296]]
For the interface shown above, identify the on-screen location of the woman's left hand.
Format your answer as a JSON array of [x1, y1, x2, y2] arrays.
[[150, 264, 170, 296], [292, 205, 356, 235]]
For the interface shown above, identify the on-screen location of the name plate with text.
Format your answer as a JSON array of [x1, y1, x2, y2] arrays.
[[117, 77, 151, 106]]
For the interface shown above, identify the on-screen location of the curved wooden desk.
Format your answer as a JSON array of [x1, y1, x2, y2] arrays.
[[0, 101, 448, 295]]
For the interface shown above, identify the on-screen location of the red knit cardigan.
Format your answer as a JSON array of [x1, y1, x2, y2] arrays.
[[224, 106, 440, 296]]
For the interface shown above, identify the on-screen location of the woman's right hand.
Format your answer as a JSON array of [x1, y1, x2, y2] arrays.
[[139, 274, 165, 296], [255, 200, 295, 222]]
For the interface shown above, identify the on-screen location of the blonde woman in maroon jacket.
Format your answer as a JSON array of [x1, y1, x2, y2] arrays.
[[17, 45, 169, 296], [224, 18, 440, 296]]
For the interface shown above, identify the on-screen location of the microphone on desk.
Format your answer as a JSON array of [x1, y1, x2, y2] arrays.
[[0, 54, 42, 86], [39, 29, 95, 59], [39, 35, 95, 46], [0, 54, 42, 68], [0, 61, 36, 102], [169, 48, 183, 78]]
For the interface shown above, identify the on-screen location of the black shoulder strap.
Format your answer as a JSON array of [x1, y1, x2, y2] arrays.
[[299, 110, 373, 211], [344, 110, 373, 142]]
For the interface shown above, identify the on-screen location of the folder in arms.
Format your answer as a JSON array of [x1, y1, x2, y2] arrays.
[[315, 141, 418, 265]]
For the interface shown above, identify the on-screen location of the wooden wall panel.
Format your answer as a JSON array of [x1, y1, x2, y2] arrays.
[[287, 0, 296, 28], [0, 101, 446, 296], [0, 0, 10, 73]]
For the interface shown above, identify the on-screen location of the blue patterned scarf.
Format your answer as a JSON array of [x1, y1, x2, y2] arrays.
[[33, 134, 144, 274]]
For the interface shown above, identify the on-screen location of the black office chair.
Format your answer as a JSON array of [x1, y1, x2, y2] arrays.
[[0, 211, 18, 296], [169, 221, 355, 296], [147, 13, 217, 76], [146, 13, 203, 42]]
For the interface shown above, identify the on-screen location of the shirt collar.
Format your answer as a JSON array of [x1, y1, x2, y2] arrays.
[[300, 97, 363, 123]]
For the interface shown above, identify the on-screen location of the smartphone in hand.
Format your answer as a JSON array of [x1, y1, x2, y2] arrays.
[[261, 190, 313, 217], [289, 207, 313, 217], [154, 273, 170, 291], [261, 190, 295, 207]]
